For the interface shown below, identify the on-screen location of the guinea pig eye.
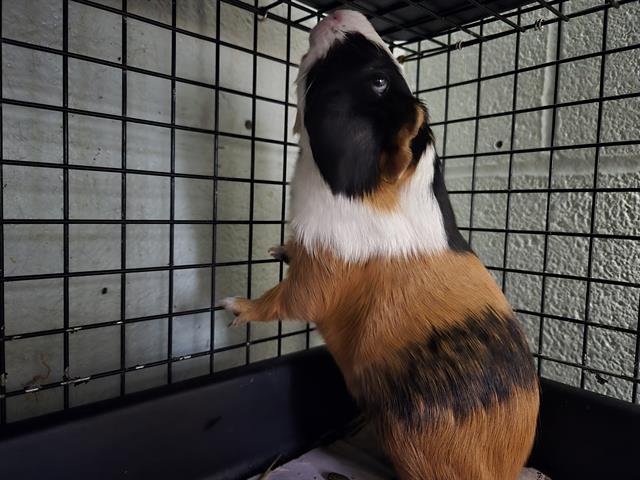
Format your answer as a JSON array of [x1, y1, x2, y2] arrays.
[[371, 77, 388, 95]]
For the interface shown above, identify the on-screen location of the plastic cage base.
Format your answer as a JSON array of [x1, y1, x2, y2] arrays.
[[0, 347, 638, 480]]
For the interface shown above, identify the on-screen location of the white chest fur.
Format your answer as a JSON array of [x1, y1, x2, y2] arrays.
[[289, 135, 449, 263]]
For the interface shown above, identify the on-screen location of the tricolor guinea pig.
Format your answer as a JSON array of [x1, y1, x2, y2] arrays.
[[223, 10, 539, 480]]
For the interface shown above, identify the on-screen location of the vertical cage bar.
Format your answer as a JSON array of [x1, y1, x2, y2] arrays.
[[501, 10, 522, 290], [537, 2, 564, 376], [277, 2, 293, 357], [414, 39, 421, 97], [467, 21, 484, 249], [120, 0, 128, 396], [633, 296, 640, 402], [440, 33, 452, 176], [0, 0, 6, 425], [211, 0, 222, 373], [167, 0, 177, 384], [246, 0, 259, 363], [579, 6, 610, 389], [536, 0, 569, 22], [62, 0, 71, 410]]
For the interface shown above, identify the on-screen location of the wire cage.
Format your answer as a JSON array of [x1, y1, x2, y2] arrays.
[[0, 0, 320, 423], [0, 0, 638, 478], [398, 0, 640, 403]]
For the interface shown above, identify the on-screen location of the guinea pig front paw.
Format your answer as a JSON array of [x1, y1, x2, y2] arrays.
[[268, 244, 290, 264], [221, 296, 251, 327]]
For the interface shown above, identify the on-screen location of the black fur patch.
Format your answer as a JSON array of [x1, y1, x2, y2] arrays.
[[410, 106, 433, 165], [304, 33, 432, 198], [355, 310, 537, 425], [431, 155, 472, 252]]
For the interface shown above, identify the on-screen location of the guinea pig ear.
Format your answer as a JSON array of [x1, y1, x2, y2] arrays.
[[380, 104, 428, 183], [304, 101, 380, 197], [293, 110, 301, 135]]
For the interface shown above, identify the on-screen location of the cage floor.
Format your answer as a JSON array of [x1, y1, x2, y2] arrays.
[[247, 426, 550, 480]]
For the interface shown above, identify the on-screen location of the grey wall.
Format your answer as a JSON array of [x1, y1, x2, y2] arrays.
[[1, 0, 322, 422], [1, 0, 638, 423], [402, 0, 639, 402]]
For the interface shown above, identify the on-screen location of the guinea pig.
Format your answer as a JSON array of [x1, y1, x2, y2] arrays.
[[223, 10, 539, 480]]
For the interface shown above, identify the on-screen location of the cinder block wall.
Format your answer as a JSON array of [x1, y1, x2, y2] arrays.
[[404, 0, 639, 402]]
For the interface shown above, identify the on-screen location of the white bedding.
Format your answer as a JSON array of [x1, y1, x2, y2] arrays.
[[248, 427, 551, 480]]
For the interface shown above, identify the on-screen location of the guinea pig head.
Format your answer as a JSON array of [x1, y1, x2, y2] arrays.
[[296, 10, 432, 200]]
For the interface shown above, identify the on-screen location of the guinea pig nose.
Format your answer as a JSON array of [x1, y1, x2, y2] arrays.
[[331, 10, 342, 22]]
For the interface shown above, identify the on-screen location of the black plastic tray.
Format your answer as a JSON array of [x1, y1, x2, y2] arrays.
[[0, 347, 638, 479]]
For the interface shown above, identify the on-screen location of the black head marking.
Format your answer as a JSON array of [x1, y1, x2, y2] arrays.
[[303, 33, 433, 198]]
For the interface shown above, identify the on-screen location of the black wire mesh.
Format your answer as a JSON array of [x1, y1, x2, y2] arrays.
[[0, 0, 638, 425], [398, 0, 639, 403], [0, 0, 318, 424]]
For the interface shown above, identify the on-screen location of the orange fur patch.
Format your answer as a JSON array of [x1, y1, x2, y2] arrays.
[[227, 243, 539, 479], [363, 105, 425, 212], [383, 387, 539, 480], [230, 244, 513, 381]]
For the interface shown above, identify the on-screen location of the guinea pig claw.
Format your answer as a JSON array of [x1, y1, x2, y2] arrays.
[[222, 297, 250, 327], [229, 315, 248, 328]]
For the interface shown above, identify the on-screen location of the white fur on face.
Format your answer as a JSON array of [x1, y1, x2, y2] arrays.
[[290, 10, 449, 263], [296, 10, 402, 114], [298, 10, 393, 83]]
